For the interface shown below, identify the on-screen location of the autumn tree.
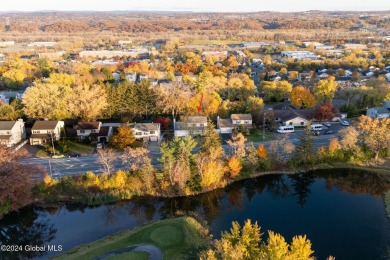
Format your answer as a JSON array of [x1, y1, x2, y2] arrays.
[[357, 116, 390, 161], [121, 147, 149, 171], [0, 146, 43, 217], [314, 76, 338, 104], [328, 138, 340, 156], [46, 73, 75, 86], [227, 133, 247, 157], [110, 125, 136, 149], [155, 83, 193, 120], [22, 83, 72, 120], [313, 103, 336, 122], [228, 156, 242, 178], [68, 84, 108, 121], [292, 124, 315, 169], [97, 148, 116, 175], [257, 144, 267, 159], [290, 86, 316, 108], [339, 126, 360, 153], [262, 80, 293, 102], [2, 68, 25, 89]]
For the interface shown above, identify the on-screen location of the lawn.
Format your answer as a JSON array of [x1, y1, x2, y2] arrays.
[[66, 141, 94, 155], [52, 217, 209, 260], [245, 131, 275, 142], [109, 251, 148, 260]]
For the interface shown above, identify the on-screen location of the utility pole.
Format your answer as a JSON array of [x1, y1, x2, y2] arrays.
[[50, 131, 55, 156], [263, 110, 266, 141]]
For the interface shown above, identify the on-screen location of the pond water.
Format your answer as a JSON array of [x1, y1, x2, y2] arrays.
[[1, 169, 390, 260]]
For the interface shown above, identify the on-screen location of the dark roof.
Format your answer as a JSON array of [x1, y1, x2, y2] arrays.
[[76, 122, 101, 130], [0, 121, 16, 131], [30, 133, 51, 139], [90, 126, 110, 137], [0, 135, 11, 139], [219, 119, 234, 128], [32, 121, 60, 130]]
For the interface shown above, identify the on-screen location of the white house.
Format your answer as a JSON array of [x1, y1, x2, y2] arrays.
[[130, 123, 161, 142], [75, 122, 101, 140], [366, 101, 390, 118], [174, 116, 208, 137], [30, 120, 64, 145], [76, 122, 113, 142], [217, 114, 253, 134], [0, 119, 26, 147]]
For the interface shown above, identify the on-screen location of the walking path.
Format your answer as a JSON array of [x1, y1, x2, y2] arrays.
[[94, 243, 162, 260]]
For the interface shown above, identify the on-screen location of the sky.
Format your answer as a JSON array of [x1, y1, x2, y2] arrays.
[[1, 0, 389, 12]]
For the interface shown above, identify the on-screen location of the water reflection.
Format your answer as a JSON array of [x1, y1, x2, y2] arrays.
[[0, 169, 389, 260], [0, 208, 56, 260]]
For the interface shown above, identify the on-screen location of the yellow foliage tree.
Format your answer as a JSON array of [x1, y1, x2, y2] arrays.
[[201, 161, 225, 189], [228, 157, 242, 178], [290, 86, 316, 108], [328, 138, 340, 155], [257, 144, 267, 159], [288, 235, 314, 260], [261, 231, 289, 260]]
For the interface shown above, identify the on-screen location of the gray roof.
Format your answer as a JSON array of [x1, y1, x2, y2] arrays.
[[130, 123, 160, 132], [182, 116, 208, 124], [231, 114, 252, 120], [32, 121, 60, 130], [219, 119, 234, 128], [0, 121, 16, 131]]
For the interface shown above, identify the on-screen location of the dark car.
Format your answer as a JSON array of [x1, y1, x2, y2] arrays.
[[66, 152, 81, 158], [324, 130, 334, 135]]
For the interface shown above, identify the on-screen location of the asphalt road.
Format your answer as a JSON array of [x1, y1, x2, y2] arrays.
[[22, 121, 349, 179]]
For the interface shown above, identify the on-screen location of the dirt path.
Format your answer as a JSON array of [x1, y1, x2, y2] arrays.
[[94, 244, 162, 260]]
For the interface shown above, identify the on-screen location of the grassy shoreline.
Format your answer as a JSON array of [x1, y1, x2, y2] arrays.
[[51, 216, 209, 260], [31, 162, 390, 206]]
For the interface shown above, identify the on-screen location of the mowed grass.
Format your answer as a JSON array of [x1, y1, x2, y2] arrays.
[[108, 251, 148, 260], [245, 131, 275, 142], [52, 217, 209, 260], [66, 141, 94, 155]]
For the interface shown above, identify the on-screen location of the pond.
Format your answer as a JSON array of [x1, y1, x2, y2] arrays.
[[1, 169, 390, 260]]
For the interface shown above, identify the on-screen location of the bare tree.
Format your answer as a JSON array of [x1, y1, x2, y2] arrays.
[[120, 147, 149, 171], [96, 148, 116, 175], [226, 133, 247, 157]]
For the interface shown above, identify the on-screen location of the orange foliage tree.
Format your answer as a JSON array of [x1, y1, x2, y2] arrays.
[[228, 157, 242, 178], [257, 144, 268, 159], [290, 86, 316, 108]]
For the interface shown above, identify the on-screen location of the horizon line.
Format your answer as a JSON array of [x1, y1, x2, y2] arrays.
[[1, 9, 390, 14]]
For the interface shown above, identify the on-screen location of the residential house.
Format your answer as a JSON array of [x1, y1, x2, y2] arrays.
[[75, 121, 112, 142], [217, 114, 252, 134], [0, 119, 26, 147], [174, 116, 208, 137], [366, 101, 390, 118], [269, 104, 345, 127], [30, 120, 64, 145], [130, 123, 161, 141]]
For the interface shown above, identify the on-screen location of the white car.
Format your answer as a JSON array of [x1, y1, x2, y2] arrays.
[[341, 120, 350, 126], [323, 122, 331, 127]]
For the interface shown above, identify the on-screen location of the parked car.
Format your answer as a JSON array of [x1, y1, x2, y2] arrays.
[[66, 152, 81, 158], [324, 130, 334, 135], [96, 143, 103, 149], [341, 120, 350, 126], [323, 122, 331, 127], [312, 131, 320, 136]]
